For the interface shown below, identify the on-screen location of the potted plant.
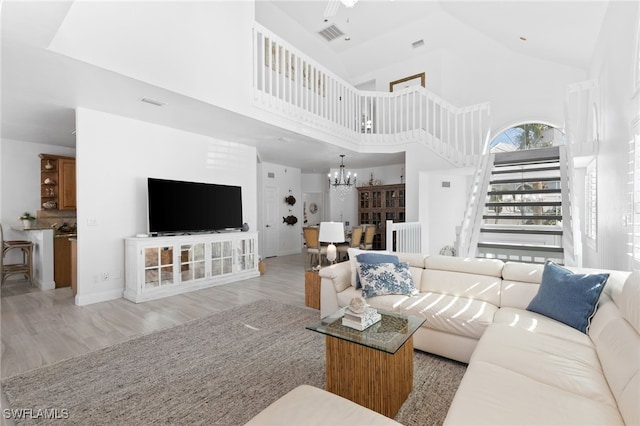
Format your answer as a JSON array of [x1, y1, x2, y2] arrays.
[[19, 212, 36, 228]]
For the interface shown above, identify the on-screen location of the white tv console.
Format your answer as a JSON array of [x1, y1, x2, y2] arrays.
[[124, 232, 258, 303]]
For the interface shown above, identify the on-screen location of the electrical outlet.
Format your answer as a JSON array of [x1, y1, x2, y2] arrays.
[[101, 272, 109, 281]]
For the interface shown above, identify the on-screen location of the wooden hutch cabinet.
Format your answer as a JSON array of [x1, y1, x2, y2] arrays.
[[357, 183, 405, 250], [39, 154, 76, 211]]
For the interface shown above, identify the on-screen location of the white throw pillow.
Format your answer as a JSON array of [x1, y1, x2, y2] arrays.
[[347, 248, 390, 288]]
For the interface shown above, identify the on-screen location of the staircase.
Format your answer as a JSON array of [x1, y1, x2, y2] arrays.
[[476, 146, 567, 264]]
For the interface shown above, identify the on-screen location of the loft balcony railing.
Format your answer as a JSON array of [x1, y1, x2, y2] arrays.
[[252, 23, 490, 167]]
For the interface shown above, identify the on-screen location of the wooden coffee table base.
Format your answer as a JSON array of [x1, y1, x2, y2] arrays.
[[325, 335, 414, 418]]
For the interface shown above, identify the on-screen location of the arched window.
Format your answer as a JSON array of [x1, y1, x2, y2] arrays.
[[489, 123, 564, 153]]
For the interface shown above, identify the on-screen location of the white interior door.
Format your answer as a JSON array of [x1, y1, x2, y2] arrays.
[[263, 186, 278, 258]]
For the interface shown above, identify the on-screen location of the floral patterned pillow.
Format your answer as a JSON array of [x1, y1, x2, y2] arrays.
[[357, 262, 419, 298]]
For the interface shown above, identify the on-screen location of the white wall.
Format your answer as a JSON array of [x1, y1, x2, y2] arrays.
[[259, 162, 303, 256], [0, 138, 75, 240], [440, 48, 585, 135], [584, 1, 639, 270], [348, 11, 586, 140], [75, 108, 257, 305], [302, 173, 328, 226], [49, 1, 255, 114], [418, 169, 473, 255]]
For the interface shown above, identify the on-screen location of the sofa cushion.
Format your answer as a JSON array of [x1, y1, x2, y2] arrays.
[[393, 293, 498, 340], [444, 319, 624, 425], [619, 271, 640, 334], [246, 385, 402, 426], [425, 255, 504, 277], [444, 359, 624, 425], [358, 262, 419, 298], [494, 307, 594, 346], [500, 262, 544, 309], [354, 252, 399, 289], [588, 272, 640, 426], [421, 269, 502, 306], [527, 261, 609, 333]]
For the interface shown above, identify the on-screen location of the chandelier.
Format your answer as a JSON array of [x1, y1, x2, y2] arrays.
[[328, 155, 356, 200]]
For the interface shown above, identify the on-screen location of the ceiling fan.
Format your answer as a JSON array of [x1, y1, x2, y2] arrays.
[[324, 0, 359, 18]]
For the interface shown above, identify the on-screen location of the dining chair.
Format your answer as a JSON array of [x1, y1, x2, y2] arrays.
[[303, 227, 326, 268], [360, 225, 376, 250], [337, 226, 363, 261]]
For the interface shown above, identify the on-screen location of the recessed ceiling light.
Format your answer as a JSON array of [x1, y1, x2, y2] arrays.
[[345, 36, 351, 41], [520, 36, 527, 41], [140, 97, 166, 107]]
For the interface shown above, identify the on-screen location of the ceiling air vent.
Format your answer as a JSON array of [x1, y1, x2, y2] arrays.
[[412, 39, 425, 49], [318, 25, 344, 42]]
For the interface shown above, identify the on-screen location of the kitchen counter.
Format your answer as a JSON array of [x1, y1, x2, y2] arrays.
[[10, 226, 55, 290], [12, 224, 56, 231]]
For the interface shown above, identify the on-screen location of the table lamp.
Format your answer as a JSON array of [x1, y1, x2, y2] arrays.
[[319, 222, 345, 265]]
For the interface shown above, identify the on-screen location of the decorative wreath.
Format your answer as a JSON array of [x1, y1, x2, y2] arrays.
[[285, 195, 296, 206]]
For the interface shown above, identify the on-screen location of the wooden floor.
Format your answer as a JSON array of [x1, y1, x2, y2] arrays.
[[0, 253, 312, 379]]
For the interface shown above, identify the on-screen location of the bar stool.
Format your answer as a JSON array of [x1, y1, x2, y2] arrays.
[[1, 224, 34, 285]]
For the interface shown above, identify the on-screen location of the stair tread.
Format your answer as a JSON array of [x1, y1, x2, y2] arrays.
[[490, 176, 560, 184], [492, 165, 561, 175], [493, 147, 560, 166], [488, 189, 561, 195], [478, 242, 564, 252], [485, 201, 562, 207], [483, 214, 562, 220], [480, 228, 563, 235]]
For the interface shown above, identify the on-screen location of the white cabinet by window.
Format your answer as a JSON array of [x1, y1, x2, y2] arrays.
[[124, 232, 258, 303]]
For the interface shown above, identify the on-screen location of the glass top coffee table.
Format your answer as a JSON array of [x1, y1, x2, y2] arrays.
[[307, 308, 426, 418]]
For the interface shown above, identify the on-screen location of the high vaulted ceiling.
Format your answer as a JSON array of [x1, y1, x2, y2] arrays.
[[1, 1, 610, 172]]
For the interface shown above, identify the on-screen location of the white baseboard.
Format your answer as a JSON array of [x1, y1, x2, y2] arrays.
[[75, 288, 124, 306], [36, 278, 55, 291]]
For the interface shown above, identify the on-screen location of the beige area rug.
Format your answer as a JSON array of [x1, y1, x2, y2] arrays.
[[2, 299, 466, 425]]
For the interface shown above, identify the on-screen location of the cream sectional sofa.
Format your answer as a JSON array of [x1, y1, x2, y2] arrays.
[[316, 254, 640, 425]]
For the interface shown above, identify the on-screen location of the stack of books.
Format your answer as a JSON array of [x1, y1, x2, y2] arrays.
[[342, 307, 382, 331]]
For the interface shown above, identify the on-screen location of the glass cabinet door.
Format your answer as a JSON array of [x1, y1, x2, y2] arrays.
[[180, 243, 205, 282], [372, 190, 382, 208], [144, 246, 174, 288], [211, 241, 233, 276], [359, 191, 370, 208], [237, 238, 255, 271]]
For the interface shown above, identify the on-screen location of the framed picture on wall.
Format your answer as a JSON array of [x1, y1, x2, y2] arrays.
[[389, 72, 425, 92]]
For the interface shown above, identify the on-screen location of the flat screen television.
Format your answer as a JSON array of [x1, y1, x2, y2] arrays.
[[147, 178, 243, 234]]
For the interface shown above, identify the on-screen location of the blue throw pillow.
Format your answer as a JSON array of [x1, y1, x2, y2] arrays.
[[358, 262, 418, 298], [526, 261, 609, 333], [355, 253, 399, 289]]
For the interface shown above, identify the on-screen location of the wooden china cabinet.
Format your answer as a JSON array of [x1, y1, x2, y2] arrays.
[[357, 183, 405, 250]]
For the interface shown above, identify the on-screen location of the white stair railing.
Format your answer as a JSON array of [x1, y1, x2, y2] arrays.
[[252, 23, 490, 167], [456, 152, 495, 258], [385, 221, 422, 253]]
